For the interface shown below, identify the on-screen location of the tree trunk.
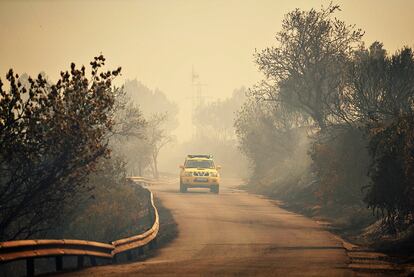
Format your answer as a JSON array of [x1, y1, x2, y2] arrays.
[[153, 154, 159, 179]]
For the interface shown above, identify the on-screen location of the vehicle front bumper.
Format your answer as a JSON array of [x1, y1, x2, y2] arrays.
[[180, 177, 219, 187]]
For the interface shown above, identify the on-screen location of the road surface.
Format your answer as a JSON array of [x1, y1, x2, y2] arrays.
[[65, 178, 359, 276]]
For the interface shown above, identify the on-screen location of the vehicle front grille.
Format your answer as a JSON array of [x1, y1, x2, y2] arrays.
[[193, 171, 209, 177]]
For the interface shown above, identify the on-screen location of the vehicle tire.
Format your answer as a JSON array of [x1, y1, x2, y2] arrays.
[[211, 185, 219, 194], [180, 183, 187, 193]]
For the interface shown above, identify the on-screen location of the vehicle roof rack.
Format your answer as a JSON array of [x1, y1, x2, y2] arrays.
[[187, 154, 213, 159]]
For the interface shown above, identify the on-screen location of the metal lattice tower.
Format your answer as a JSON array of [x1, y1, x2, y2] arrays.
[[189, 67, 209, 137]]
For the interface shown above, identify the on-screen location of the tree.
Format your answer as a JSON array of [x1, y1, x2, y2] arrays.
[[188, 87, 249, 177], [146, 113, 173, 178], [124, 79, 178, 131], [343, 43, 414, 123], [109, 88, 149, 176], [111, 88, 146, 139], [0, 55, 121, 240], [356, 46, 414, 230], [235, 96, 308, 183], [194, 87, 247, 141], [254, 3, 363, 130], [119, 79, 178, 176], [364, 115, 414, 231]]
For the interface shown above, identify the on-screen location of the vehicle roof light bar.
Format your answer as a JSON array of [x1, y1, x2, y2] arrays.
[[187, 154, 213, 159]]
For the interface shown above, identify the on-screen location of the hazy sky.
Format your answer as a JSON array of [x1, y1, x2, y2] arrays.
[[1, 0, 413, 140]]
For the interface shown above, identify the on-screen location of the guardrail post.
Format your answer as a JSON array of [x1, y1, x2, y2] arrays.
[[126, 250, 133, 261], [148, 194, 154, 221], [150, 208, 156, 224], [1, 238, 115, 275], [90, 256, 97, 266], [0, 181, 159, 276], [26, 258, 34, 277], [149, 238, 157, 250], [77, 255, 84, 269], [55, 256, 63, 271]]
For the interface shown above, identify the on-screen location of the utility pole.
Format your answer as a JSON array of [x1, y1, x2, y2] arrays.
[[191, 67, 208, 107], [189, 67, 209, 137]]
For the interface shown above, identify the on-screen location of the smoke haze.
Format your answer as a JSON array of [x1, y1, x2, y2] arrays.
[[1, 0, 414, 143]]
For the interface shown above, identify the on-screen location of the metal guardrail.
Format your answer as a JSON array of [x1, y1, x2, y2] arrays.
[[112, 192, 159, 255], [0, 177, 161, 276], [0, 239, 115, 262], [127, 176, 178, 186], [0, 239, 114, 275]]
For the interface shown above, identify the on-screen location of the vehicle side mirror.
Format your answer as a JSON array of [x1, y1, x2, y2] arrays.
[[216, 165, 222, 170], [179, 165, 184, 169]]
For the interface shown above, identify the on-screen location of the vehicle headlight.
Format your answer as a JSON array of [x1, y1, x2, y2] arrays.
[[210, 172, 218, 177], [184, 172, 193, 176]]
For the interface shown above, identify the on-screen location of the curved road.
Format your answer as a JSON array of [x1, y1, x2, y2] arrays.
[[67, 178, 357, 276]]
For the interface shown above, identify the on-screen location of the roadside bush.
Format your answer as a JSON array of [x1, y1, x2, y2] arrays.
[[50, 156, 152, 242], [234, 4, 414, 249], [364, 115, 414, 232], [0, 56, 122, 240], [310, 127, 370, 208]]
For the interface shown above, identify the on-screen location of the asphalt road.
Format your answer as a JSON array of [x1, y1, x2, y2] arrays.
[[65, 178, 359, 277]]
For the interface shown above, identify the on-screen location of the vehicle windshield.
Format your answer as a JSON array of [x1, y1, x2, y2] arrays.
[[185, 159, 215, 169]]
